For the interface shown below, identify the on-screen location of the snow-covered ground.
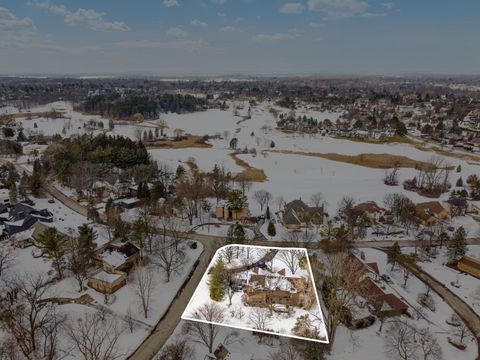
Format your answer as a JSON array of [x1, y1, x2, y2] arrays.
[[182, 244, 328, 343], [3, 226, 203, 359], [415, 245, 480, 316], [330, 248, 477, 360]]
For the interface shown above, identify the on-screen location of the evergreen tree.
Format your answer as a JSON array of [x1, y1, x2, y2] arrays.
[[226, 190, 247, 212], [267, 221, 276, 237], [266, 206, 271, 220], [209, 259, 227, 301], [77, 223, 97, 262], [8, 182, 17, 203], [229, 137, 238, 149], [456, 177, 463, 187], [448, 226, 467, 262], [37, 227, 67, 278], [456, 164, 462, 173]]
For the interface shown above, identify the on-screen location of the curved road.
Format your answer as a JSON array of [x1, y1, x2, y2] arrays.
[[400, 258, 480, 359]]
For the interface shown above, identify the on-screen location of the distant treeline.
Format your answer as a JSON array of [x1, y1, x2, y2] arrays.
[[43, 134, 151, 182], [80, 93, 207, 120]]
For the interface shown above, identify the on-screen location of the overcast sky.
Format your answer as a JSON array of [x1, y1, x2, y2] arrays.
[[0, 0, 479, 76]]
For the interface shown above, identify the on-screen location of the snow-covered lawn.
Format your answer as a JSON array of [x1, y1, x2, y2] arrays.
[[5, 234, 203, 359], [416, 245, 480, 316], [334, 248, 477, 360], [182, 244, 328, 343]]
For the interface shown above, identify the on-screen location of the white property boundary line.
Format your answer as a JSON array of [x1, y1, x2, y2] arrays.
[[181, 244, 330, 344]]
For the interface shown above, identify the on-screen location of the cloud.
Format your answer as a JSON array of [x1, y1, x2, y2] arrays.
[[0, 7, 36, 30], [217, 12, 226, 17], [307, 0, 369, 19], [220, 26, 238, 32], [191, 19, 208, 27], [27, 1, 129, 32], [117, 39, 209, 51], [163, 0, 179, 7], [279, 3, 305, 14], [167, 26, 188, 38], [211, 0, 226, 4], [252, 33, 293, 43]]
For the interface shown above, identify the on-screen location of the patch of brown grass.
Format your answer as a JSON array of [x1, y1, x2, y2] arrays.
[[334, 135, 416, 145], [230, 153, 267, 182], [145, 135, 212, 149], [267, 150, 430, 169]]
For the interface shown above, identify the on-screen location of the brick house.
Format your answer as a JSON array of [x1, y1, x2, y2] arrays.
[[415, 201, 449, 225], [245, 273, 314, 309]]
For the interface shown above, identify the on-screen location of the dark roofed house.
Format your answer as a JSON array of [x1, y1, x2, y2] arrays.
[[4, 203, 53, 235], [282, 198, 324, 230], [361, 278, 408, 317]]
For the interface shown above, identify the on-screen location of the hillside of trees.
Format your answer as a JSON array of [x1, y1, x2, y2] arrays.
[[80, 93, 207, 120]]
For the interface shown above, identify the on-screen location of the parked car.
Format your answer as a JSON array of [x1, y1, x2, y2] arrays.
[[48, 198, 55, 204], [17, 238, 34, 248], [32, 248, 43, 258], [381, 274, 391, 282]]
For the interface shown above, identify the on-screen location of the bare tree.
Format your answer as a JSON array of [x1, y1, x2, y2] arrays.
[[0, 274, 64, 359], [0, 244, 14, 279], [248, 307, 271, 332], [277, 249, 303, 275], [385, 321, 419, 360], [65, 311, 123, 360], [276, 195, 285, 211], [254, 190, 272, 212], [310, 192, 324, 208], [268, 343, 302, 360], [132, 265, 156, 319], [155, 337, 195, 360], [417, 327, 442, 360], [152, 236, 186, 282], [182, 302, 235, 354], [124, 307, 136, 333], [450, 313, 470, 344], [313, 251, 366, 346]]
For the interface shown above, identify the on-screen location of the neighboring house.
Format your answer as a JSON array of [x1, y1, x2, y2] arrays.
[[457, 256, 480, 277], [3, 203, 53, 235], [216, 201, 249, 221], [282, 199, 324, 230], [415, 201, 449, 225], [95, 241, 140, 273], [353, 201, 389, 223], [118, 198, 142, 210], [350, 253, 381, 282], [245, 273, 313, 309], [361, 278, 409, 317], [87, 270, 126, 294]]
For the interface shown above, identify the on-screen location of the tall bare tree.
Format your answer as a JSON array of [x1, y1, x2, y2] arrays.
[[277, 249, 303, 275], [182, 302, 238, 354], [65, 311, 123, 360], [152, 236, 186, 282], [132, 265, 156, 319], [254, 190, 272, 212], [0, 274, 64, 359]]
